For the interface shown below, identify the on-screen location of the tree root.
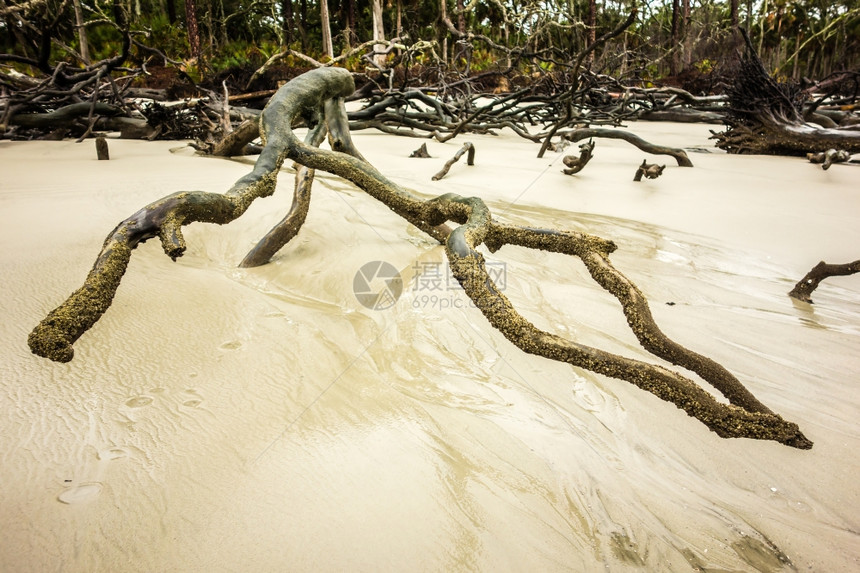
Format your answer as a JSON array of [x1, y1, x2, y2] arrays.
[[29, 68, 811, 449], [788, 260, 860, 303], [561, 128, 693, 167]]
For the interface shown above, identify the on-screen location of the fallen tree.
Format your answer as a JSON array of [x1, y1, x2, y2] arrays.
[[713, 30, 860, 155], [561, 127, 693, 166], [28, 68, 811, 449]]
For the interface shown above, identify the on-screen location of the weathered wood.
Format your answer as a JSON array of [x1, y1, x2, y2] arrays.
[[788, 260, 860, 303], [562, 128, 693, 167], [714, 29, 860, 155], [7, 103, 120, 128], [211, 118, 261, 157], [431, 142, 475, 180], [806, 149, 851, 170], [633, 159, 665, 181], [95, 136, 109, 160], [28, 68, 355, 363], [562, 140, 594, 175], [638, 109, 724, 124], [237, 122, 327, 268], [227, 89, 278, 103], [28, 68, 811, 450], [410, 143, 431, 158]]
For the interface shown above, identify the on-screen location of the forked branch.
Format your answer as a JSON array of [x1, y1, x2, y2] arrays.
[[29, 68, 811, 449]]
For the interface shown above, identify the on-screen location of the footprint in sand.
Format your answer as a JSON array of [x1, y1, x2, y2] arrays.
[[58, 482, 103, 504], [219, 340, 242, 350], [125, 395, 153, 408], [182, 388, 203, 408], [58, 447, 129, 505]]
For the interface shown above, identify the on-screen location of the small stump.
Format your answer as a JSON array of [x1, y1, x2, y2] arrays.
[[96, 137, 110, 161]]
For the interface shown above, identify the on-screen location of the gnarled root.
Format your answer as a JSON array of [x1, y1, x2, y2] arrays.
[[29, 68, 811, 449]]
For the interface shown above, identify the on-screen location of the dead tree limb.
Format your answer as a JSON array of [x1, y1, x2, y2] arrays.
[[806, 149, 851, 170], [788, 260, 860, 303], [211, 118, 261, 157], [633, 159, 665, 181], [5, 102, 121, 129], [562, 127, 694, 167], [28, 68, 811, 450], [431, 142, 475, 180], [562, 140, 594, 175]]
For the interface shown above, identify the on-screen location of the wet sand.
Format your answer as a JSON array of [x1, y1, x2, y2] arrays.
[[1, 123, 858, 571]]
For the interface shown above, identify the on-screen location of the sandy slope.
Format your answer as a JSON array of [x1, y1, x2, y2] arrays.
[[1, 123, 858, 572]]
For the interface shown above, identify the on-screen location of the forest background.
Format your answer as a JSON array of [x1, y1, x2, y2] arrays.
[[3, 0, 858, 99]]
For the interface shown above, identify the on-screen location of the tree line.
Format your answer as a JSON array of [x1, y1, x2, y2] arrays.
[[2, 1, 858, 87]]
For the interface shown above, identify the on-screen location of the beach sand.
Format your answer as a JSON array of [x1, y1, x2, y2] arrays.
[[1, 123, 858, 571]]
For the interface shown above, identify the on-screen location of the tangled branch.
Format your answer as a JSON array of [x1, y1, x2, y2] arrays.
[[29, 68, 811, 450]]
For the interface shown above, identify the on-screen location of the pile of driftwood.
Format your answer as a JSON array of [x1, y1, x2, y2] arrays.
[[5, 24, 859, 162]]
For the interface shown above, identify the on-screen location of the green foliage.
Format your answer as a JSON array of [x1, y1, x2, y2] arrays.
[[695, 58, 716, 75], [4, 0, 860, 87], [208, 40, 276, 73]]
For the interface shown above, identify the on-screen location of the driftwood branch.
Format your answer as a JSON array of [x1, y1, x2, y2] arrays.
[[431, 142, 475, 181], [211, 118, 261, 157], [806, 149, 851, 170], [633, 159, 665, 181], [29, 68, 811, 450], [788, 260, 860, 303], [562, 140, 594, 175], [562, 128, 693, 167]]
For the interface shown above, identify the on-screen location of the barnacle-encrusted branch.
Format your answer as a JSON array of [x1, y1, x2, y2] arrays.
[[29, 68, 811, 449]]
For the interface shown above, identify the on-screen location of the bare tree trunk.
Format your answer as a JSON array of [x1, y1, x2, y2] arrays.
[[344, 0, 356, 47], [281, 0, 294, 45], [681, 0, 691, 69], [204, 0, 214, 52], [456, 0, 465, 33], [372, 0, 386, 67], [320, 0, 333, 58], [72, 0, 90, 64], [299, 0, 307, 53], [439, 0, 448, 64], [670, 0, 679, 75], [185, 0, 201, 58], [396, 0, 402, 39], [586, 0, 597, 67]]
